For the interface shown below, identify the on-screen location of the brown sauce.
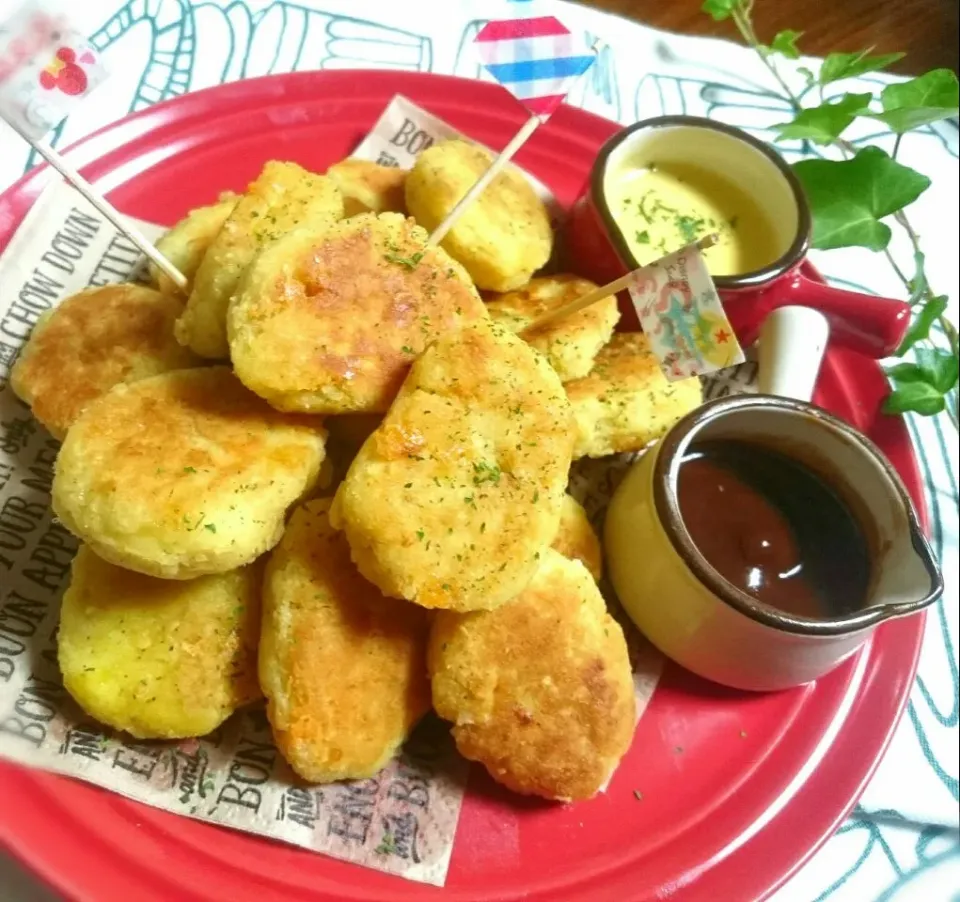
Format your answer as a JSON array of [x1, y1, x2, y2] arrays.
[[676, 440, 871, 619]]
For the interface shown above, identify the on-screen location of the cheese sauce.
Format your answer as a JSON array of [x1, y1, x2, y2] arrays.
[[607, 161, 781, 276]]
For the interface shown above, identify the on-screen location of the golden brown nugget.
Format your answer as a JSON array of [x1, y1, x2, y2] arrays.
[[10, 284, 201, 440], [565, 332, 703, 459], [326, 158, 407, 217], [331, 320, 573, 612], [486, 275, 620, 381], [59, 546, 261, 740], [405, 139, 552, 292], [260, 499, 431, 782], [551, 494, 603, 581], [228, 213, 487, 414], [428, 549, 635, 801], [175, 161, 343, 359], [150, 194, 238, 295], [52, 367, 326, 579]]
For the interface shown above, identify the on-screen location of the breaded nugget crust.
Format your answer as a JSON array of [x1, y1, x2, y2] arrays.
[[405, 139, 552, 292], [326, 159, 407, 217], [261, 499, 430, 782], [551, 494, 603, 581], [10, 285, 201, 440], [331, 320, 573, 612], [228, 213, 487, 414], [486, 275, 620, 381], [176, 161, 343, 359], [428, 549, 635, 801], [59, 546, 261, 739], [52, 367, 326, 579], [150, 194, 238, 295], [565, 332, 703, 459]]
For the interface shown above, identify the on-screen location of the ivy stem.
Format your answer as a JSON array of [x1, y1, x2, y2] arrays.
[[727, 0, 956, 427], [730, 10, 804, 112], [807, 117, 951, 359], [894, 210, 960, 359], [883, 248, 910, 288]]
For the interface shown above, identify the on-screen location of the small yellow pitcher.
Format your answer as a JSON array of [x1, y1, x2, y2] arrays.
[[604, 393, 943, 691]]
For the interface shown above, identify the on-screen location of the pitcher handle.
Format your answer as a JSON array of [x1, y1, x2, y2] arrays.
[[782, 273, 910, 358]]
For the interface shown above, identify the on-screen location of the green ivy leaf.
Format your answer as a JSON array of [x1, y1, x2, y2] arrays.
[[884, 347, 957, 415], [773, 93, 872, 144], [701, 0, 738, 21], [883, 381, 946, 416], [896, 295, 948, 355], [866, 69, 960, 133], [886, 362, 927, 382], [792, 147, 931, 250], [769, 29, 803, 60], [915, 347, 959, 392], [819, 49, 905, 85]]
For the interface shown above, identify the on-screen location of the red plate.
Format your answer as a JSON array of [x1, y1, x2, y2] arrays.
[[0, 71, 926, 902]]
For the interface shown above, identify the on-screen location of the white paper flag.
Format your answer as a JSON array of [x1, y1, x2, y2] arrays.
[[0, 1, 108, 140]]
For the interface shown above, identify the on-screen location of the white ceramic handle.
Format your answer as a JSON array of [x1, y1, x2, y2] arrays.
[[757, 306, 830, 403]]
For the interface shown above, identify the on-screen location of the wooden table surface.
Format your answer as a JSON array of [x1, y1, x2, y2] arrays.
[[581, 0, 959, 75]]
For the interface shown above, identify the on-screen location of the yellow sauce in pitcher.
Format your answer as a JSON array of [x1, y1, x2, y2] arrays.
[[607, 161, 781, 276]]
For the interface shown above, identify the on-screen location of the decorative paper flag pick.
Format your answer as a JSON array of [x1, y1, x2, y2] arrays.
[[0, 1, 108, 141], [474, 2, 599, 120], [627, 238, 745, 381], [521, 235, 719, 335], [0, 1, 187, 291], [427, 2, 599, 246], [523, 234, 746, 381]]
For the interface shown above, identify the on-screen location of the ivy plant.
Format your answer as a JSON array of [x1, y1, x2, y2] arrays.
[[703, 0, 959, 426]]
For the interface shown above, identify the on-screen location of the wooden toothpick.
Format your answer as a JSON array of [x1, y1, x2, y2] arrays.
[[427, 113, 541, 247], [520, 233, 719, 336], [428, 39, 604, 248], [8, 119, 188, 292]]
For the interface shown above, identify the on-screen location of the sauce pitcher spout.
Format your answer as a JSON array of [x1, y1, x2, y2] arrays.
[[870, 511, 944, 621]]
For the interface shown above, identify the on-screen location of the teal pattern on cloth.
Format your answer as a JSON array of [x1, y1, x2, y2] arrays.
[[0, 1, 956, 898]]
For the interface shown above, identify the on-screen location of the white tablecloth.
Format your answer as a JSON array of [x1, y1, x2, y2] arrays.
[[0, 1, 957, 899]]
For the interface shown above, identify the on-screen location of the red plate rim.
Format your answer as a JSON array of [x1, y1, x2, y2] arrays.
[[0, 70, 927, 902]]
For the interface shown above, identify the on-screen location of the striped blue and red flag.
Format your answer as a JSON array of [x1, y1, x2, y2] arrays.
[[475, 1, 597, 119]]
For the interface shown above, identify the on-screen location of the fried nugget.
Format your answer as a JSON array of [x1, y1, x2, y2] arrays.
[[228, 213, 487, 414], [52, 367, 326, 579], [565, 332, 703, 459], [428, 549, 635, 801], [59, 546, 261, 739], [405, 139, 552, 292], [486, 275, 620, 381], [150, 194, 238, 295], [331, 320, 573, 612], [260, 499, 430, 782], [10, 284, 201, 440], [551, 494, 602, 581], [175, 161, 343, 359], [326, 158, 407, 217]]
